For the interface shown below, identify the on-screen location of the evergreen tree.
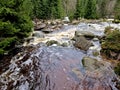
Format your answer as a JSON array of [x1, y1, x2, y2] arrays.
[[84, 0, 97, 19], [46, 0, 64, 19], [32, 0, 64, 19], [31, 0, 41, 18], [0, 0, 33, 55], [74, 0, 81, 19], [56, 0, 64, 18], [114, 0, 120, 20], [99, 0, 107, 18]]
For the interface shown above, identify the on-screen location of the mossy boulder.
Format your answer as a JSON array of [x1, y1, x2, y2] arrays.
[[82, 57, 105, 71], [46, 40, 60, 46]]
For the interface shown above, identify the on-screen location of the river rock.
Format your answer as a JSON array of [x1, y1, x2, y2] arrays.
[[34, 23, 46, 30], [82, 57, 103, 71], [74, 36, 93, 51], [41, 28, 54, 33], [81, 56, 119, 90], [51, 21, 57, 25], [63, 17, 70, 23], [46, 40, 60, 46], [33, 31, 44, 38], [72, 20, 80, 25], [93, 37, 99, 41], [75, 30, 95, 39]]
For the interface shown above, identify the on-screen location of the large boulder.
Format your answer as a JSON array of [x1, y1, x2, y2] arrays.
[[75, 30, 95, 39], [74, 35, 93, 51], [0, 46, 119, 90], [0, 45, 119, 90], [81, 56, 119, 90]]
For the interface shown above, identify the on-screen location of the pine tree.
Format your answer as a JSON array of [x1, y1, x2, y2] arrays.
[[56, 0, 64, 18], [84, 0, 97, 19], [74, 0, 81, 19], [32, 0, 64, 19], [114, 0, 120, 20], [99, 0, 107, 18], [0, 0, 33, 55], [47, 0, 64, 19]]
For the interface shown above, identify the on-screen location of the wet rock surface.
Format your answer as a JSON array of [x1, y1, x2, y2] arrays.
[[75, 30, 95, 39], [74, 36, 93, 51], [1, 22, 120, 90], [0, 46, 119, 90]]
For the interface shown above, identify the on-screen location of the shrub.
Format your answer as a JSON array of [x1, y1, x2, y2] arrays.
[[102, 29, 120, 51], [104, 26, 114, 35], [0, 37, 17, 54], [101, 29, 120, 59]]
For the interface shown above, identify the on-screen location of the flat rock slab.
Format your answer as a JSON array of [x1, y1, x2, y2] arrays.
[[0, 46, 119, 90]]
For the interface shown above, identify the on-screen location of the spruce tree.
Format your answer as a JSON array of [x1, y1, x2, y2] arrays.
[[114, 0, 120, 20], [74, 0, 81, 19], [0, 0, 33, 55], [99, 0, 107, 18], [32, 0, 64, 19], [84, 0, 97, 19], [47, 0, 64, 19], [56, 0, 64, 19]]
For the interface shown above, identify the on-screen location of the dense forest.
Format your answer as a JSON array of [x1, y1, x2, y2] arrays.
[[0, 0, 120, 56], [32, 0, 120, 19]]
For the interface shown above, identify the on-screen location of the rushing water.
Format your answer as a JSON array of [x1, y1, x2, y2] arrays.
[[0, 22, 120, 90]]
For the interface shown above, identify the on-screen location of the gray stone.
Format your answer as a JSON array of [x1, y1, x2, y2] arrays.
[[93, 37, 99, 41], [63, 17, 70, 23], [75, 30, 95, 39], [33, 31, 44, 38], [74, 36, 93, 51], [34, 23, 46, 30]]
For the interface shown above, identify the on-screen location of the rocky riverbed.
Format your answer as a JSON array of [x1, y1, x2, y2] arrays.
[[0, 21, 120, 90]]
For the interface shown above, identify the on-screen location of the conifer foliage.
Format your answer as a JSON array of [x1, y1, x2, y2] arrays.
[[32, 0, 64, 19], [74, 0, 97, 19], [114, 0, 120, 20], [84, 0, 97, 19], [0, 0, 33, 55]]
